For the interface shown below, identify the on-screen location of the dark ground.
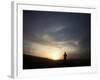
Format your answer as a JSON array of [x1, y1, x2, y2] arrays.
[[23, 54, 91, 69]]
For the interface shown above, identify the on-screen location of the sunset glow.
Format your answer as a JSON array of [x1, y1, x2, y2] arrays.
[[49, 48, 61, 60], [31, 43, 63, 60], [28, 41, 79, 60]]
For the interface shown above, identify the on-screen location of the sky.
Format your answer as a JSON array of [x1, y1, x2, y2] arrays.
[[23, 10, 91, 60]]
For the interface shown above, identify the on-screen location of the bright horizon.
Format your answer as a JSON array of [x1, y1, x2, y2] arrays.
[[24, 42, 79, 60]]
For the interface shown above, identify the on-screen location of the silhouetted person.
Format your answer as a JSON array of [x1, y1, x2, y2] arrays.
[[63, 52, 67, 64]]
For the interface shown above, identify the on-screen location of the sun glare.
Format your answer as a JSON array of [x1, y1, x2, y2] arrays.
[[50, 48, 61, 60], [52, 53, 59, 60]]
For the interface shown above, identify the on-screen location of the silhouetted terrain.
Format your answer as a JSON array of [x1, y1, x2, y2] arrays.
[[23, 54, 91, 69]]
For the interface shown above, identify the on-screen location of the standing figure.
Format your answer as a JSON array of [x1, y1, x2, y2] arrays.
[[63, 52, 67, 64]]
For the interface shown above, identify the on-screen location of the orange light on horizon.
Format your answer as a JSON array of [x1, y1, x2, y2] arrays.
[[30, 42, 78, 60]]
